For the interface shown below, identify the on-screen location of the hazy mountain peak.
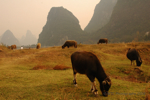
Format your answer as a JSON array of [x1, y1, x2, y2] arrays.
[[1, 30, 20, 46], [38, 6, 84, 46], [19, 30, 37, 45], [26, 30, 32, 36], [92, 0, 150, 42], [47, 6, 79, 24], [84, 0, 117, 33], [3, 30, 14, 37]]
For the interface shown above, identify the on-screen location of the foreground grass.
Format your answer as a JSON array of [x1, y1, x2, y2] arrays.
[[0, 42, 150, 99], [0, 69, 147, 100]]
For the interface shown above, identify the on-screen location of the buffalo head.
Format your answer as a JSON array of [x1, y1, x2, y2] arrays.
[[136, 57, 142, 66], [100, 77, 111, 97]]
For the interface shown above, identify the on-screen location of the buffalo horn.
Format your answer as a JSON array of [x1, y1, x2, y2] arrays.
[[138, 57, 142, 62], [102, 81, 106, 85]]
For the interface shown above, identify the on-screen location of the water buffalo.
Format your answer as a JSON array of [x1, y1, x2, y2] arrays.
[[0, 48, 2, 52], [11, 45, 16, 50], [126, 48, 142, 66], [71, 51, 111, 97], [62, 40, 77, 49], [36, 43, 41, 49], [97, 38, 108, 44]]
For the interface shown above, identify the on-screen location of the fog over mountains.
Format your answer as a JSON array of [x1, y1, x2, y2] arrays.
[[0, 30, 37, 46], [1, 0, 150, 46], [0, 30, 20, 46], [19, 30, 37, 45], [39, 0, 150, 46]]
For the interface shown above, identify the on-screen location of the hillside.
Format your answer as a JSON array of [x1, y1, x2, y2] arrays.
[[84, 0, 117, 33], [90, 0, 150, 43], [38, 7, 85, 46], [0, 42, 150, 99], [0, 35, 2, 42], [1, 30, 20, 46]]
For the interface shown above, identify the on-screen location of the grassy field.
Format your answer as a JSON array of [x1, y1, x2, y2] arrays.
[[0, 42, 150, 100]]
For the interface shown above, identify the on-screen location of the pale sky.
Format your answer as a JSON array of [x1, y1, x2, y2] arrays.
[[0, 0, 100, 39]]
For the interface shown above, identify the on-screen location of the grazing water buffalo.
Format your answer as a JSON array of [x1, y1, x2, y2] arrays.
[[71, 51, 111, 97], [36, 43, 41, 49], [126, 48, 142, 66], [97, 38, 108, 44], [62, 40, 77, 49], [0, 48, 2, 52], [11, 45, 16, 50]]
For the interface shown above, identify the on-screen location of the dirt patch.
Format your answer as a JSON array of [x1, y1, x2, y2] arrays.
[[112, 75, 145, 83], [145, 85, 150, 100], [53, 65, 71, 70], [113, 67, 149, 83], [125, 68, 149, 83], [146, 94, 150, 100], [134, 68, 143, 74], [32, 64, 71, 70], [121, 67, 143, 75], [137, 48, 150, 53], [32, 65, 53, 70]]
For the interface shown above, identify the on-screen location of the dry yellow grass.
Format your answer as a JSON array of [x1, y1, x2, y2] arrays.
[[0, 42, 150, 99]]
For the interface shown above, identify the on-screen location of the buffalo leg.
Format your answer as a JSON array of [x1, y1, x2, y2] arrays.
[[91, 82, 94, 92], [92, 81, 98, 96], [131, 60, 135, 65], [73, 71, 77, 86], [133, 60, 135, 65], [91, 80, 96, 92], [131, 60, 133, 65], [87, 74, 98, 96]]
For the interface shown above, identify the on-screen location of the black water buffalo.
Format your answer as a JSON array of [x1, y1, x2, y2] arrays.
[[97, 38, 108, 44], [126, 48, 142, 66], [71, 51, 111, 97], [62, 40, 77, 49]]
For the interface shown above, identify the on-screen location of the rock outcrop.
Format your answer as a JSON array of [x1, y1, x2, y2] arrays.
[[38, 7, 84, 46], [84, 0, 117, 33], [91, 0, 150, 43]]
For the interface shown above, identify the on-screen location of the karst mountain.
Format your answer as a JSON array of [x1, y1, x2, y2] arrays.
[[38, 7, 85, 46], [1, 30, 20, 46]]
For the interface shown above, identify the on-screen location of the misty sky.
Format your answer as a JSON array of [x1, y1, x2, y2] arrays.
[[0, 0, 100, 39]]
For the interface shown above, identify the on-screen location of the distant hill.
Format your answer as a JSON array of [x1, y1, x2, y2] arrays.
[[90, 0, 150, 43], [84, 0, 117, 33], [0, 35, 2, 42], [1, 30, 20, 46], [38, 7, 85, 46], [19, 30, 37, 45]]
